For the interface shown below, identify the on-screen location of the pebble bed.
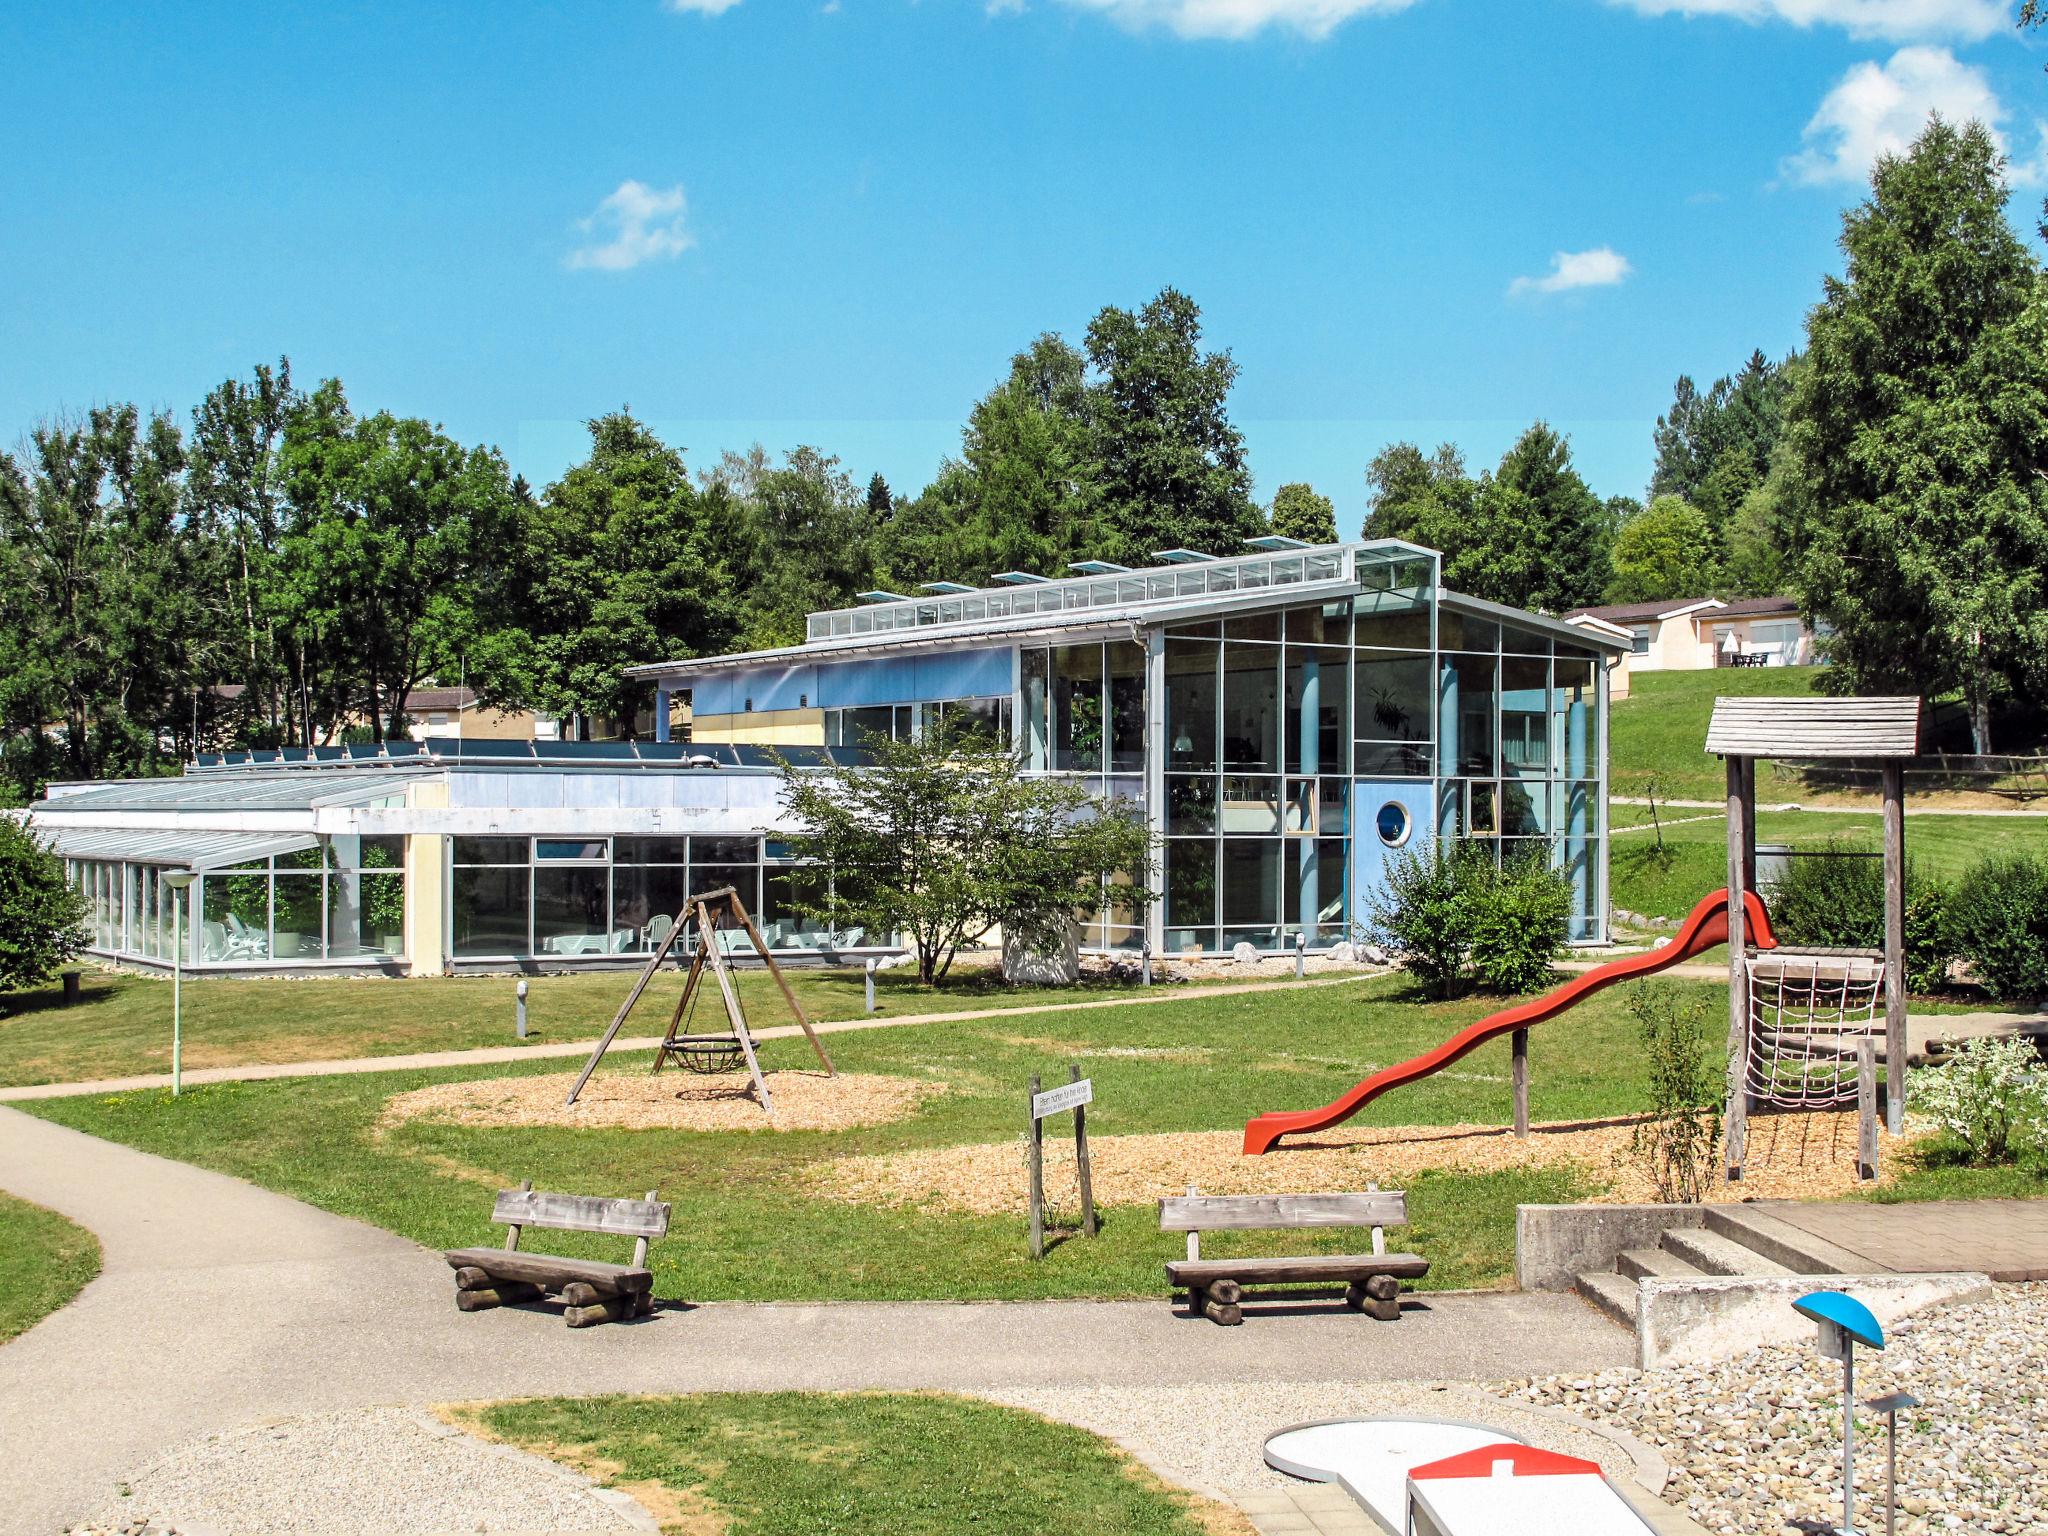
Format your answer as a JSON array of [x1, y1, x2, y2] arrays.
[[68, 1406, 641, 1535], [984, 1380, 1645, 1496], [1507, 1282, 2046, 1536]]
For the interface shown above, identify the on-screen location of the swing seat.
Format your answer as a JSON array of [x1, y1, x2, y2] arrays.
[[660, 1033, 745, 1074]]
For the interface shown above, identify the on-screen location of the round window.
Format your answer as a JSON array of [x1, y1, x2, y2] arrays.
[[1375, 801, 1412, 848]]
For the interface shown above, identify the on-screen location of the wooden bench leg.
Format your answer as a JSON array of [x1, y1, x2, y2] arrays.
[[1361, 1274, 1402, 1321], [455, 1281, 541, 1312], [1202, 1278, 1243, 1326], [561, 1281, 642, 1327]]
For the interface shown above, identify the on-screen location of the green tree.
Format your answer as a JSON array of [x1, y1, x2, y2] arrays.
[[1650, 351, 1793, 528], [471, 412, 735, 733], [719, 445, 878, 649], [277, 392, 526, 742], [1781, 117, 2048, 752], [1083, 288, 1261, 563], [773, 721, 1152, 985], [1605, 495, 1722, 603], [1268, 482, 1337, 544], [1363, 442, 1471, 544], [0, 818, 87, 995]]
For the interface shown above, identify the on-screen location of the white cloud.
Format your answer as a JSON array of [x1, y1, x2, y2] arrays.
[[1606, 0, 2006, 43], [1783, 47, 2048, 186], [1508, 247, 1633, 298], [1047, 0, 1415, 42], [566, 181, 695, 272], [666, 0, 745, 13]]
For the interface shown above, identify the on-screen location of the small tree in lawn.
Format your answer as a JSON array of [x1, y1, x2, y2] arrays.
[[773, 722, 1152, 985], [0, 819, 87, 1000]]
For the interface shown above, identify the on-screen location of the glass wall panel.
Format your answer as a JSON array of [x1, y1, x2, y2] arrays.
[[1499, 655, 1551, 777], [618, 837, 690, 864], [1354, 603, 1431, 649], [1164, 640, 1219, 772], [329, 871, 404, 958], [1501, 624, 1553, 655], [1106, 642, 1145, 773], [1286, 645, 1348, 776], [1220, 838, 1281, 948], [1220, 776, 1282, 834], [1283, 838, 1349, 941], [1354, 651, 1432, 774], [1501, 779, 1550, 837], [1166, 774, 1217, 834], [1164, 840, 1216, 949], [1317, 777, 1349, 836], [1287, 600, 1351, 646], [454, 836, 526, 866], [761, 864, 833, 947], [1554, 657, 1599, 780], [536, 866, 613, 955], [453, 866, 529, 956], [272, 873, 324, 958], [1020, 646, 1052, 770], [1052, 643, 1104, 773], [1221, 643, 1279, 771], [1445, 653, 1498, 777], [1098, 868, 1143, 951], [1437, 610, 1499, 652], [614, 862, 691, 951]]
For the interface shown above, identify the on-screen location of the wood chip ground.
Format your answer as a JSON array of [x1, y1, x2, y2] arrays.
[[812, 1110, 1925, 1214], [381, 1068, 944, 1133]]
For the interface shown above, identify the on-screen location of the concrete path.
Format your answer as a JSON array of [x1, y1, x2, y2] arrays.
[[1610, 796, 2048, 818], [0, 972, 1381, 1104], [0, 1105, 1628, 1535], [1760, 1197, 2048, 1283]]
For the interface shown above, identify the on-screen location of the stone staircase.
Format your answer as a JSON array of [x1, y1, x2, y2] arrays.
[[1572, 1204, 1874, 1337]]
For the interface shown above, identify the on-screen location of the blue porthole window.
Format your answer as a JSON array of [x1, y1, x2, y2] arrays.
[[1375, 801, 1412, 848]]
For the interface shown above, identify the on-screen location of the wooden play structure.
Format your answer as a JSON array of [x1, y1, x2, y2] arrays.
[[1708, 695, 1920, 1180], [1159, 1186, 1428, 1325], [1241, 694, 1921, 1187], [443, 1179, 670, 1327], [564, 885, 835, 1115]]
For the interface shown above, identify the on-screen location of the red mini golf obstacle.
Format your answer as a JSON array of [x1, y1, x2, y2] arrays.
[[1240, 887, 1777, 1155]]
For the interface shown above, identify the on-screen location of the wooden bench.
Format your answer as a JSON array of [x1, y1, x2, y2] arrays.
[[1159, 1187, 1428, 1325], [443, 1181, 670, 1328]]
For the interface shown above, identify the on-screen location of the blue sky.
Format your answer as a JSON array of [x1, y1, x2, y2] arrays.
[[3, 1, 2043, 533]]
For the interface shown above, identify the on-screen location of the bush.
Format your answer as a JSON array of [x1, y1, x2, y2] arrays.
[[0, 818, 88, 996], [1913, 1037, 2048, 1165], [1947, 855, 2048, 1001], [1767, 841, 1953, 993], [1368, 842, 1571, 999], [1629, 984, 1724, 1202]]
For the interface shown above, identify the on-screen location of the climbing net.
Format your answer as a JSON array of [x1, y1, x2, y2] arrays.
[[1743, 949, 1885, 1108]]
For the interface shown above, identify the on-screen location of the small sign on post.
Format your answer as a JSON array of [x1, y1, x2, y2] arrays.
[[1027, 1064, 1098, 1258]]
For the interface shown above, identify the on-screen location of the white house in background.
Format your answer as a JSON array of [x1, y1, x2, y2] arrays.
[[1563, 597, 1817, 699]]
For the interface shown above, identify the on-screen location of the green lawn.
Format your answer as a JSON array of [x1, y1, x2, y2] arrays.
[[0, 1191, 100, 1343], [22, 974, 1654, 1300], [1610, 809, 2048, 925], [1611, 666, 1826, 802], [0, 962, 1193, 1089], [465, 1392, 1237, 1536]]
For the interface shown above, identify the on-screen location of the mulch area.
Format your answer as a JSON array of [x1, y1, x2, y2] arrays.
[[811, 1110, 1927, 1214], [381, 1068, 945, 1134]]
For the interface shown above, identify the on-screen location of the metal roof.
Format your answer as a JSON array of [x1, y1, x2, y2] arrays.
[[37, 827, 320, 870], [33, 771, 425, 813], [1437, 590, 1630, 653], [1705, 696, 1922, 759]]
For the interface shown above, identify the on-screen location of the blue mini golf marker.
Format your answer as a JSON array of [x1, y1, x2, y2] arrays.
[[1794, 1290, 1886, 1534]]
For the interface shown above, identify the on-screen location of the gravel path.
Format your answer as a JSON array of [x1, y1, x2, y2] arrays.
[[1507, 1282, 2046, 1536], [66, 1407, 645, 1535], [985, 1380, 1652, 1498]]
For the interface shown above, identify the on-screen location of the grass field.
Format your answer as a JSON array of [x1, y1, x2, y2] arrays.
[[0, 962, 1187, 1089], [465, 1393, 1233, 1536], [21, 975, 1645, 1300], [0, 1191, 100, 1343], [1611, 667, 1825, 802], [1609, 809, 2048, 925]]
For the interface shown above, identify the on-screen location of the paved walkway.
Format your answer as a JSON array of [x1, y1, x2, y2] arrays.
[[0, 971, 1381, 1103], [0, 1104, 1628, 1534], [1611, 796, 2048, 818], [1762, 1197, 2048, 1283]]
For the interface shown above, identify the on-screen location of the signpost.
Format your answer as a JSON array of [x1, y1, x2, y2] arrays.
[[1027, 1064, 1098, 1258]]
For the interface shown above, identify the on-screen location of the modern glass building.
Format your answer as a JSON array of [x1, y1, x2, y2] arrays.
[[28, 539, 1619, 974]]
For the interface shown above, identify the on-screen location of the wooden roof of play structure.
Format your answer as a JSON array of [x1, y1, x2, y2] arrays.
[[1705, 695, 1922, 760]]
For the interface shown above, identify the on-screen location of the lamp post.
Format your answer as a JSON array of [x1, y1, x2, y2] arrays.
[[1794, 1289, 1888, 1535], [161, 869, 197, 1097]]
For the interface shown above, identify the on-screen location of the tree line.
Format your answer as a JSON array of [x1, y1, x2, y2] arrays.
[[5, 115, 2045, 796]]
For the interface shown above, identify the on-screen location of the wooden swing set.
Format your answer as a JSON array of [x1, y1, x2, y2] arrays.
[[563, 885, 834, 1114]]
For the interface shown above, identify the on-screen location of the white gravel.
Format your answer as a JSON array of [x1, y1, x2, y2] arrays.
[[69, 1406, 644, 1535], [983, 1379, 1649, 1498], [1508, 1281, 2048, 1536]]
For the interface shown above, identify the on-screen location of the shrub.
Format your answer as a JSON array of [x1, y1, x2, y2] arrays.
[[1368, 842, 1571, 999], [0, 818, 88, 996], [1629, 984, 1724, 1202], [1767, 841, 1953, 993], [1466, 850, 1573, 994], [1913, 1036, 2048, 1165], [1947, 855, 2048, 1001]]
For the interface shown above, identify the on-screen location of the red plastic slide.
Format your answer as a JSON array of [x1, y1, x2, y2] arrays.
[[1241, 888, 1776, 1154]]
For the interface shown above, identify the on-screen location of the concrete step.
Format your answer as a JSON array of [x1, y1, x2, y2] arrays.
[[1574, 1269, 1639, 1329], [1617, 1246, 1703, 1281], [1703, 1205, 1873, 1275], [1662, 1225, 1792, 1277]]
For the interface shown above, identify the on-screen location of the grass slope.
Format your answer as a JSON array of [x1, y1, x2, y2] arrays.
[[0, 1191, 101, 1343], [468, 1392, 1234, 1536], [1610, 667, 1824, 802], [22, 975, 1662, 1299], [0, 963, 1176, 1089]]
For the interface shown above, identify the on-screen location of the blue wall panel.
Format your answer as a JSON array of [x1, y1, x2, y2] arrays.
[[810, 647, 1011, 708]]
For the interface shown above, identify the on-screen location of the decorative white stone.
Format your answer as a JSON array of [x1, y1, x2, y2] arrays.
[[1231, 941, 1262, 966], [1002, 925, 1080, 985], [1329, 941, 1358, 963]]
